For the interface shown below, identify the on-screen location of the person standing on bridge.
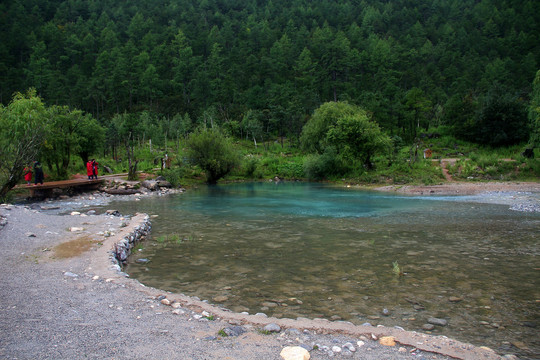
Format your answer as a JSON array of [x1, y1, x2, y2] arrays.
[[86, 160, 93, 179], [23, 166, 32, 185], [33, 161, 44, 185], [92, 159, 99, 179]]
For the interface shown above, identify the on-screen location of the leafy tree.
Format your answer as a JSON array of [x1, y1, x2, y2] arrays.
[[242, 109, 264, 147], [326, 111, 392, 169], [300, 101, 360, 154], [0, 90, 49, 199], [301, 101, 391, 171], [41, 105, 81, 179], [39, 104, 104, 178], [113, 113, 142, 180], [186, 127, 240, 184], [404, 87, 432, 139], [76, 113, 106, 165]]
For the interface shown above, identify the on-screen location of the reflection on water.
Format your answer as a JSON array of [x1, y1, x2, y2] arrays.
[[109, 182, 538, 358]]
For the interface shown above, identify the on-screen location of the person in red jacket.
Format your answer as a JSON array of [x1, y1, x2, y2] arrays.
[[92, 159, 99, 179], [23, 166, 32, 185], [86, 160, 93, 179]]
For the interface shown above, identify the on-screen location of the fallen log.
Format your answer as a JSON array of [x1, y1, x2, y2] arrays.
[[104, 188, 141, 195]]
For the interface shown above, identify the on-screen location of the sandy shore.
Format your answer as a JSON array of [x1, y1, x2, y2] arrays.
[[3, 181, 537, 359]]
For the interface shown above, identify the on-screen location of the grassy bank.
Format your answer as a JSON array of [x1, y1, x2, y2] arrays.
[[19, 132, 540, 190]]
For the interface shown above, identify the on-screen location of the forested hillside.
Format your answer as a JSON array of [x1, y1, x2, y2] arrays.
[[1, 0, 539, 143]]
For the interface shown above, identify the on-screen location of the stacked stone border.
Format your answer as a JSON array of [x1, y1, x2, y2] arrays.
[[98, 213, 505, 360], [110, 214, 151, 272]]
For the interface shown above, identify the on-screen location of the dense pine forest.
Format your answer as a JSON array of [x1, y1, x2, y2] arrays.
[[1, 0, 540, 194]]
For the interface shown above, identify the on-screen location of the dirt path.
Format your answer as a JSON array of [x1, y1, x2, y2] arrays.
[[439, 158, 458, 182]]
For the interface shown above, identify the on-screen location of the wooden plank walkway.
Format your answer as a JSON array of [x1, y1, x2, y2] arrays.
[[16, 178, 103, 189], [14, 178, 105, 197]]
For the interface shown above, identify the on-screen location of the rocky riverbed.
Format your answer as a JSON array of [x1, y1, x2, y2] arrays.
[[2, 180, 538, 359]]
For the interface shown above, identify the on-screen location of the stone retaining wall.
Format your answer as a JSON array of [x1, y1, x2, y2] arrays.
[[110, 214, 151, 272]]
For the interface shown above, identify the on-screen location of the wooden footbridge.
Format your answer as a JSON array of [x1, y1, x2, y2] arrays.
[[15, 178, 105, 197]]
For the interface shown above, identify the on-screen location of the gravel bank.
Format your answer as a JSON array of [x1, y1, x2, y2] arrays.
[[373, 181, 540, 212]]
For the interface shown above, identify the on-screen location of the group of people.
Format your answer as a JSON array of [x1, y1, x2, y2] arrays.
[[23, 161, 44, 186], [86, 159, 99, 179], [22, 159, 99, 186]]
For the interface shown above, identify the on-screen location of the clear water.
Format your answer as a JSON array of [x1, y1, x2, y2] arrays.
[[108, 182, 538, 358]]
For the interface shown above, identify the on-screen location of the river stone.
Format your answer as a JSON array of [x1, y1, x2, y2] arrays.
[[343, 342, 356, 352], [263, 323, 281, 333], [422, 324, 435, 331], [262, 301, 278, 308], [379, 336, 396, 346], [141, 180, 158, 191], [428, 317, 448, 326], [157, 180, 172, 188], [160, 298, 171, 306], [449, 296, 463, 302], [510, 341, 529, 350], [213, 295, 229, 303], [222, 326, 246, 337], [280, 346, 310, 360]]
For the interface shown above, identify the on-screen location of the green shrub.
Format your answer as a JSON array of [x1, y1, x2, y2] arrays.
[[242, 156, 259, 178], [186, 127, 240, 184], [303, 147, 346, 180], [277, 161, 304, 179], [162, 166, 188, 187]]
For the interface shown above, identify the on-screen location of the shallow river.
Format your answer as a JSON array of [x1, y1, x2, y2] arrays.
[[105, 182, 539, 358]]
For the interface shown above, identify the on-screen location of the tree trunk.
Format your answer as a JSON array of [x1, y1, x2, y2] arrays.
[[126, 144, 139, 181]]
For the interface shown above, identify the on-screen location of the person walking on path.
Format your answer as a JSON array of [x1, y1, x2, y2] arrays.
[[23, 166, 32, 185], [92, 159, 99, 179], [33, 161, 44, 185], [86, 160, 93, 179]]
